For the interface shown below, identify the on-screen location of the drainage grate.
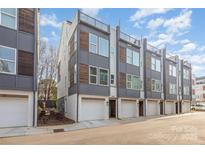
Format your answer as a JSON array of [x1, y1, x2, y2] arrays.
[[53, 128, 64, 133]]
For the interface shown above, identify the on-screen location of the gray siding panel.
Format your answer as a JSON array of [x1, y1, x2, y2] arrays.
[[0, 74, 16, 89], [0, 26, 17, 48], [119, 88, 140, 98], [16, 76, 33, 90], [79, 84, 109, 96], [18, 32, 34, 53], [147, 91, 161, 99]]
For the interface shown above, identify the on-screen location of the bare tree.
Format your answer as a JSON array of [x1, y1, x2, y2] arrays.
[[38, 40, 58, 101]]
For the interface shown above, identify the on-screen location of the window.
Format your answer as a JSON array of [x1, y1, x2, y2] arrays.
[[184, 86, 190, 95], [126, 48, 139, 66], [89, 66, 97, 84], [183, 69, 189, 79], [151, 79, 161, 92], [169, 83, 176, 94], [0, 8, 17, 29], [89, 33, 97, 54], [169, 65, 176, 77], [0, 45, 16, 74], [126, 74, 141, 90], [151, 57, 160, 72], [99, 69, 108, 85], [110, 74, 115, 85], [99, 37, 109, 57], [89, 33, 109, 57]]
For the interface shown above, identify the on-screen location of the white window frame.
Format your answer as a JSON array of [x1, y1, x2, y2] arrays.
[[89, 65, 98, 85], [126, 48, 140, 66], [99, 37, 109, 57], [0, 8, 17, 30], [89, 33, 97, 54], [169, 83, 176, 95], [169, 65, 176, 77], [151, 79, 161, 92], [0, 45, 16, 75], [110, 74, 115, 85], [183, 69, 189, 80], [99, 67, 109, 86], [151, 57, 161, 72], [126, 74, 141, 90], [184, 86, 190, 95]]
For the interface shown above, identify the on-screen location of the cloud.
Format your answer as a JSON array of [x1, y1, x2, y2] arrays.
[[40, 13, 62, 28], [41, 37, 49, 43], [81, 8, 102, 17], [130, 8, 172, 22], [179, 42, 197, 53], [180, 39, 191, 44], [147, 18, 164, 30], [163, 9, 192, 34]]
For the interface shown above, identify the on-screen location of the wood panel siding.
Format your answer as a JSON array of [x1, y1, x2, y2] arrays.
[[80, 63, 88, 84], [146, 52, 151, 69], [80, 31, 89, 51], [119, 72, 126, 88], [119, 46, 126, 63], [19, 9, 35, 34], [18, 50, 34, 76], [69, 65, 74, 87], [69, 35, 75, 56]]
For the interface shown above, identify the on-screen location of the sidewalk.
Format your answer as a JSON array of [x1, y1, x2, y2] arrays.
[[0, 113, 193, 138]]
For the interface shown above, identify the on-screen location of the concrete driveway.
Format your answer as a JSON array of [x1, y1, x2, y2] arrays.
[[1, 112, 205, 144]]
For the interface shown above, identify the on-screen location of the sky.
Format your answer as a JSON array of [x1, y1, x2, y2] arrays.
[[40, 8, 205, 77]]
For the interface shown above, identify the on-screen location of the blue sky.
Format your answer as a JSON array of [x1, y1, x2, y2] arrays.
[[40, 8, 205, 77]]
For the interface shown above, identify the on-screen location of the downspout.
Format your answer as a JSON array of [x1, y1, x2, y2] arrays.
[[143, 38, 147, 116], [162, 48, 166, 115]]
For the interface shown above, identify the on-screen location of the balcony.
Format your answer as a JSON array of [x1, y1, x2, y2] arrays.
[[120, 32, 140, 47], [184, 61, 191, 67], [147, 44, 161, 55], [79, 12, 109, 33]]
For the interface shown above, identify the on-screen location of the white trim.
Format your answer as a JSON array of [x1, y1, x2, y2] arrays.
[[0, 8, 17, 30], [151, 79, 161, 92], [126, 48, 140, 67], [89, 33, 97, 54], [0, 45, 17, 75], [99, 67, 109, 86], [89, 65, 98, 85], [126, 73, 141, 90]]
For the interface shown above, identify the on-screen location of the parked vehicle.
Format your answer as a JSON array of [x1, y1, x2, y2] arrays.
[[191, 104, 205, 111]]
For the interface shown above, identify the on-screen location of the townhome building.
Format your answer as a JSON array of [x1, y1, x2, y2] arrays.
[[192, 76, 205, 104], [0, 8, 39, 128], [57, 10, 192, 122]]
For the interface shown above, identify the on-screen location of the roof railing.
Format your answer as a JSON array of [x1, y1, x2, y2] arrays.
[[120, 32, 140, 46], [79, 11, 109, 32], [147, 44, 161, 55], [184, 60, 191, 67]]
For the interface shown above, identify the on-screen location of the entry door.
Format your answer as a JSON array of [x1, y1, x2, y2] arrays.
[[160, 101, 164, 115], [179, 102, 182, 113], [109, 100, 116, 118], [139, 101, 143, 116], [176, 102, 178, 114]]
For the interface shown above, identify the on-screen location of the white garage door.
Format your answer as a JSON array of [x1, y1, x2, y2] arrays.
[[81, 98, 106, 121], [0, 97, 28, 128], [165, 102, 175, 115], [147, 101, 159, 116], [182, 102, 190, 113], [121, 100, 137, 118]]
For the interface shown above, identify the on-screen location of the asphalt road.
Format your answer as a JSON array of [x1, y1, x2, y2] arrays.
[[1, 112, 205, 144]]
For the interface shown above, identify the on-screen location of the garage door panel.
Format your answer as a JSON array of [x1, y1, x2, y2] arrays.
[[121, 100, 137, 118], [0, 97, 28, 128], [182, 102, 190, 113], [81, 99, 105, 121], [147, 101, 159, 116]]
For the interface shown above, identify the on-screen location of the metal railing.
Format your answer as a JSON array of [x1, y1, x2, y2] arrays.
[[147, 44, 161, 55], [184, 60, 191, 67], [119, 32, 140, 46], [79, 12, 109, 32]]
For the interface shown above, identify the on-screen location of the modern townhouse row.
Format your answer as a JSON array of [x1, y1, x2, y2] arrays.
[[57, 11, 192, 122], [0, 8, 39, 128]]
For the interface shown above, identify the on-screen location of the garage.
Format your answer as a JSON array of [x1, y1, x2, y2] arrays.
[[80, 98, 107, 121], [0, 96, 28, 128], [121, 100, 138, 118], [182, 101, 190, 113], [165, 101, 176, 115], [146, 100, 160, 116]]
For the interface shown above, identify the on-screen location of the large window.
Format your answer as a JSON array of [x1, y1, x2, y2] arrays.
[[126, 48, 139, 66], [184, 86, 190, 95], [169, 65, 176, 77], [183, 69, 189, 80], [126, 74, 141, 90], [151, 57, 160, 72], [0, 45, 16, 74], [151, 79, 161, 92], [89, 66, 109, 86], [89, 66, 97, 84], [89, 33, 97, 54], [169, 83, 176, 94], [99, 68, 108, 85], [89, 33, 109, 57], [0, 8, 17, 29], [99, 37, 109, 57]]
